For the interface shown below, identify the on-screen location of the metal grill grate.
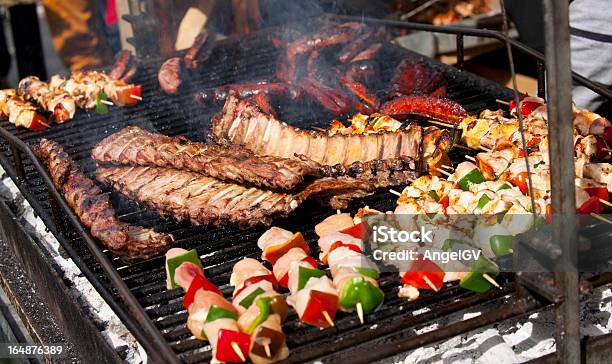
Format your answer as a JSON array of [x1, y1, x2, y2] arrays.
[[0, 25, 586, 363]]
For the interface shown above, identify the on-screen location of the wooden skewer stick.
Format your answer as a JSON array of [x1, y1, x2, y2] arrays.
[[38, 119, 51, 128], [356, 302, 364, 324], [322, 311, 335, 327], [604, 148, 612, 153], [479, 146, 492, 152], [440, 164, 454, 171], [426, 119, 455, 128], [436, 168, 452, 177], [465, 155, 476, 162], [423, 275, 439, 292], [264, 343, 272, 358], [389, 189, 402, 197], [312, 126, 327, 132], [231, 342, 246, 362], [495, 99, 510, 106], [100, 99, 114, 106], [337, 209, 342, 215], [130, 94, 143, 101], [483, 274, 500, 289], [600, 199, 612, 208], [590, 212, 612, 225], [453, 144, 473, 151]]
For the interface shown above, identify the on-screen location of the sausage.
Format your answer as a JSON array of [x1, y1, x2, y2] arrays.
[[158, 57, 182, 95], [184, 31, 214, 70]]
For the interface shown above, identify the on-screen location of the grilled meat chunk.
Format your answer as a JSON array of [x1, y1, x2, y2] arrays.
[[159, 57, 182, 95], [91, 126, 321, 190], [212, 94, 423, 166], [184, 30, 215, 70], [33, 139, 173, 262], [96, 166, 376, 227], [110, 50, 138, 82]]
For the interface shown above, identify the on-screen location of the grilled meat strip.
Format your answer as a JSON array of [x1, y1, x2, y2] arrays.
[[91, 126, 321, 190], [159, 57, 182, 95], [212, 94, 423, 166], [109, 50, 138, 82], [33, 139, 174, 262], [96, 166, 376, 227]]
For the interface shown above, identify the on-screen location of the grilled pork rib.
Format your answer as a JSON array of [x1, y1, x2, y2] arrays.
[[96, 166, 375, 227], [33, 139, 174, 262], [91, 126, 321, 190], [212, 94, 423, 166]]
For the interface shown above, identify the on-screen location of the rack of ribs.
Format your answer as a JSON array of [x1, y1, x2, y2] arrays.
[[33, 139, 174, 262], [212, 94, 423, 166]]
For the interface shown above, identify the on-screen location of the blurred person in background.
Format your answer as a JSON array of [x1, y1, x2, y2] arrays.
[[42, 0, 118, 71], [569, 0, 612, 113], [0, 0, 46, 83]]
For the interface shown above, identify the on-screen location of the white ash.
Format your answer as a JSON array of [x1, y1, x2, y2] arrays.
[[0, 165, 145, 363], [389, 285, 612, 363]]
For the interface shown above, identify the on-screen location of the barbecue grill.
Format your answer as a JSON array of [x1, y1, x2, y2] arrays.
[[0, 7, 611, 364]]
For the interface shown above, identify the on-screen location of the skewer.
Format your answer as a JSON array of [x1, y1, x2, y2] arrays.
[[389, 189, 402, 197], [100, 100, 114, 106], [337, 209, 341, 215], [356, 302, 364, 324], [604, 148, 612, 153], [231, 342, 246, 362], [590, 212, 612, 225], [440, 164, 454, 171], [483, 274, 500, 289], [264, 343, 272, 358], [495, 99, 510, 106], [425, 119, 455, 129], [453, 144, 473, 151], [435, 168, 452, 177], [465, 155, 476, 162], [130, 94, 143, 101], [322, 311, 335, 327], [423, 276, 439, 292], [312, 126, 327, 132], [600, 199, 612, 209], [479, 146, 492, 152]]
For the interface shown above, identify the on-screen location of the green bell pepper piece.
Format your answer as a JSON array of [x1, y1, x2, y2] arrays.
[[457, 168, 485, 191], [428, 190, 440, 202], [459, 256, 499, 293], [496, 182, 512, 191], [205, 305, 238, 323], [245, 297, 270, 334], [166, 249, 203, 289], [239, 287, 265, 309], [95, 92, 109, 115], [297, 266, 325, 291], [338, 276, 384, 314], [473, 194, 491, 214], [354, 266, 380, 280], [489, 235, 513, 256]]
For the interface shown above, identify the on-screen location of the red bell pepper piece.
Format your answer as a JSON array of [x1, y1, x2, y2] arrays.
[[577, 195, 603, 214], [263, 232, 310, 264], [114, 84, 142, 106], [401, 254, 444, 291], [585, 187, 609, 202], [278, 256, 317, 288], [511, 171, 529, 195], [183, 275, 222, 309], [300, 290, 338, 328], [339, 221, 369, 240], [27, 114, 49, 131], [232, 274, 278, 299], [216, 328, 251, 362], [321, 241, 362, 265]]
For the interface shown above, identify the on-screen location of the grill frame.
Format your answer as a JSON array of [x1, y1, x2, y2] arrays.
[[0, 21, 611, 363]]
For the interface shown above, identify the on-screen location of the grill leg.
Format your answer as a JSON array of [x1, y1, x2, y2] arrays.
[[456, 34, 464, 70]]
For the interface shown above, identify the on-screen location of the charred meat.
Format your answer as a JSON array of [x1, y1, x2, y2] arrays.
[[96, 165, 376, 227], [159, 57, 182, 95], [109, 50, 138, 82], [33, 139, 173, 262], [212, 94, 423, 166], [91, 126, 322, 190], [379, 95, 468, 125], [184, 30, 215, 70]]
